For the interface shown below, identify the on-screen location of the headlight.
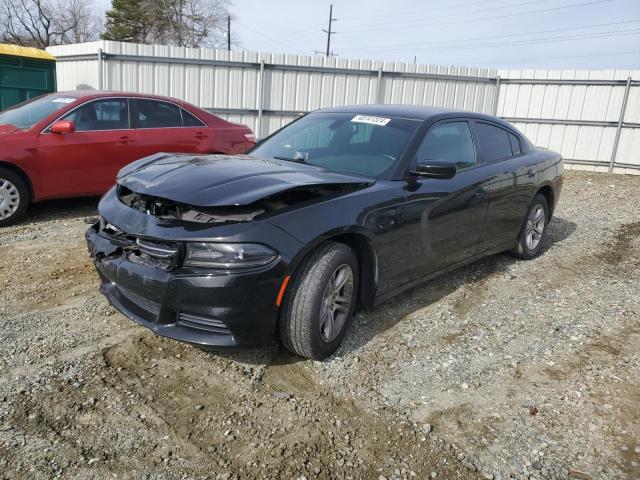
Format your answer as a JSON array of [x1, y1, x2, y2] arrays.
[[183, 242, 278, 269]]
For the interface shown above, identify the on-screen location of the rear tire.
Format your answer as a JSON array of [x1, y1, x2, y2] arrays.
[[280, 242, 359, 360], [511, 193, 549, 260], [0, 168, 29, 227]]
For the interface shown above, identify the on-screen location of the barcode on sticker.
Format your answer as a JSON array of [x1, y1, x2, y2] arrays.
[[351, 115, 391, 126]]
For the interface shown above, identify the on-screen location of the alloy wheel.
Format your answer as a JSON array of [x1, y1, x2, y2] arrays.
[[525, 204, 545, 250], [319, 264, 354, 342]]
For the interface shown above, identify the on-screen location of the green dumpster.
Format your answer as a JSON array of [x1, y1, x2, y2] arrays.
[[0, 44, 56, 111]]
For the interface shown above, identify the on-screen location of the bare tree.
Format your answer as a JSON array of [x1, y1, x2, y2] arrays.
[[150, 0, 231, 48], [0, 0, 102, 48], [179, 0, 230, 48], [59, 0, 103, 44]]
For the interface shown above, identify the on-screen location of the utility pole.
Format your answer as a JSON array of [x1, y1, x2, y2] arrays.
[[322, 4, 337, 57], [227, 16, 231, 51]]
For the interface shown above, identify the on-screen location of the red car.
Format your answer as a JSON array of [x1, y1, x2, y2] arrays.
[[0, 91, 255, 226]]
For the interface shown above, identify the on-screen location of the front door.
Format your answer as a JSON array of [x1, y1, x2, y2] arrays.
[[403, 120, 490, 276], [35, 98, 138, 197]]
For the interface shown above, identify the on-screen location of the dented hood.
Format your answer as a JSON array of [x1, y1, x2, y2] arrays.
[[117, 153, 374, 207]]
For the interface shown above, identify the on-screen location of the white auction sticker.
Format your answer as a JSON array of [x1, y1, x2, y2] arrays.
[[351, 114, 391, 126], [52, 98, 75, 104]]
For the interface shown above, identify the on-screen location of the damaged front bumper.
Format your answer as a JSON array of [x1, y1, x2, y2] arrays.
[[86, 218, 290, 348]]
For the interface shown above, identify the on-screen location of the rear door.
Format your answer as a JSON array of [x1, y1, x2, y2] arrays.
[[35, 98, 137, 197], [131, 99, 211, 157], [472, 121, 539, 252], [402, 120, 491, 275]]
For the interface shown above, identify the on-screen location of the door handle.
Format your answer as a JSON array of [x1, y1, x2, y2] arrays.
[[118, 136, 135, 144], [194, 132, 209, 139], [475, 187, 488, 199], [376, 209, 400, 230], [377, 218, 396, 229]]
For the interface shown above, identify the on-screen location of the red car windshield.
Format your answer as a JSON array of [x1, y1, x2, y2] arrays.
[[0, 94, 77, 130]]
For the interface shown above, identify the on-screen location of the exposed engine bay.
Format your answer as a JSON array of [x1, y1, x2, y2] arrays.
[[116, 183, 366, 224]]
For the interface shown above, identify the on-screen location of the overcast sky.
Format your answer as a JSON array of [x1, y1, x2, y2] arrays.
[[228, 0, 640, 69]]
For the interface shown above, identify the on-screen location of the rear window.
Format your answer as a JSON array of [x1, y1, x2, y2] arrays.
[[182, 108, 205, 127], [133, 99, 182, 128], [475, 122, 513, 163], [509, 132, 522, 156]]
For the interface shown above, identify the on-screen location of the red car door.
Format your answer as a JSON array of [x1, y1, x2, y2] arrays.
[[131, 99, 211, 157], [35, 98, 138, 198]]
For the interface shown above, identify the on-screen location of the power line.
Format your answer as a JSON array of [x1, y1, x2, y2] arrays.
[[478, 49, 640, 66], [338, 19, 640, 52], [339, 0, 556, 28], [339, 0, 613, 34], [337, 0, 499, 22], [404, 28, 640, 54], [254, 22, 328, 48], [236, 20, 330, 55], [233, 20, 295, 51]]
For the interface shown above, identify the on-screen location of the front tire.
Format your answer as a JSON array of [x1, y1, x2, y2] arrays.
[[511, 193, 549, 259], [280, 242, 359, 360], [0, 168, 29, 227]]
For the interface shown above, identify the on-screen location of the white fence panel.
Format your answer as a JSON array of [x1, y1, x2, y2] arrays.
[[46, 41, 638, 173], [48, 40, 498, 139], [498, 68, 639, 172]]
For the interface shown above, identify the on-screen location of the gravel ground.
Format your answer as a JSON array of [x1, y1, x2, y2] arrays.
[[0, 170, 639, 480]]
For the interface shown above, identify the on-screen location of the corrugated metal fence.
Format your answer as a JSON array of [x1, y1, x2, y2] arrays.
[[499, 70, 640, 175], [47, 41, 639, 174]]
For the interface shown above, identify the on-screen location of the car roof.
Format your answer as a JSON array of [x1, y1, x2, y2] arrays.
[[52, 90, 191, 104], [316, 104, 514, 129]]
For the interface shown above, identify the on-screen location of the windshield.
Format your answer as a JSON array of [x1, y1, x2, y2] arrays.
[[0, 94, 77, 130], [251, 112, 422, 178]]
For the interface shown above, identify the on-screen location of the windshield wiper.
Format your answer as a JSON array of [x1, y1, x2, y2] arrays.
[[273, 155, 306, 163]]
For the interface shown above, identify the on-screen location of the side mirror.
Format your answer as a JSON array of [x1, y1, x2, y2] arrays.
[[51, 120, 76, 134], [410, 161, 456, 180]]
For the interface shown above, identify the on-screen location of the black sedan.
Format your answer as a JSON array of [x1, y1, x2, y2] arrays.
[[86, 105, 563, 360]]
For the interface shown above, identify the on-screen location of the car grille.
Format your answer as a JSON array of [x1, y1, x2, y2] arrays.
[[177, 312, 231, 335], [99, 219, 182, 270]]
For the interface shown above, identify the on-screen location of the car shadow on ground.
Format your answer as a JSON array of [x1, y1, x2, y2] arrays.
[[22, 197, 99, 225], [210, 216, 577, 367]]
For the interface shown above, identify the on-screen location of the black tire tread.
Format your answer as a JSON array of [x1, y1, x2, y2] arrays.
[[510, 193, 549, 260], [280, 242, 355, 359]]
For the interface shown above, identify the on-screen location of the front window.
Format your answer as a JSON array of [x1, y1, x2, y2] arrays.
[[250, 112, 422, 178], [61, 99, 129, 131], [415, 121, 476, 170], [0, 94, 77, 130]]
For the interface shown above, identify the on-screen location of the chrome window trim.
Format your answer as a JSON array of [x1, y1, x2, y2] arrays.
[[41, 96, 208, 134]]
